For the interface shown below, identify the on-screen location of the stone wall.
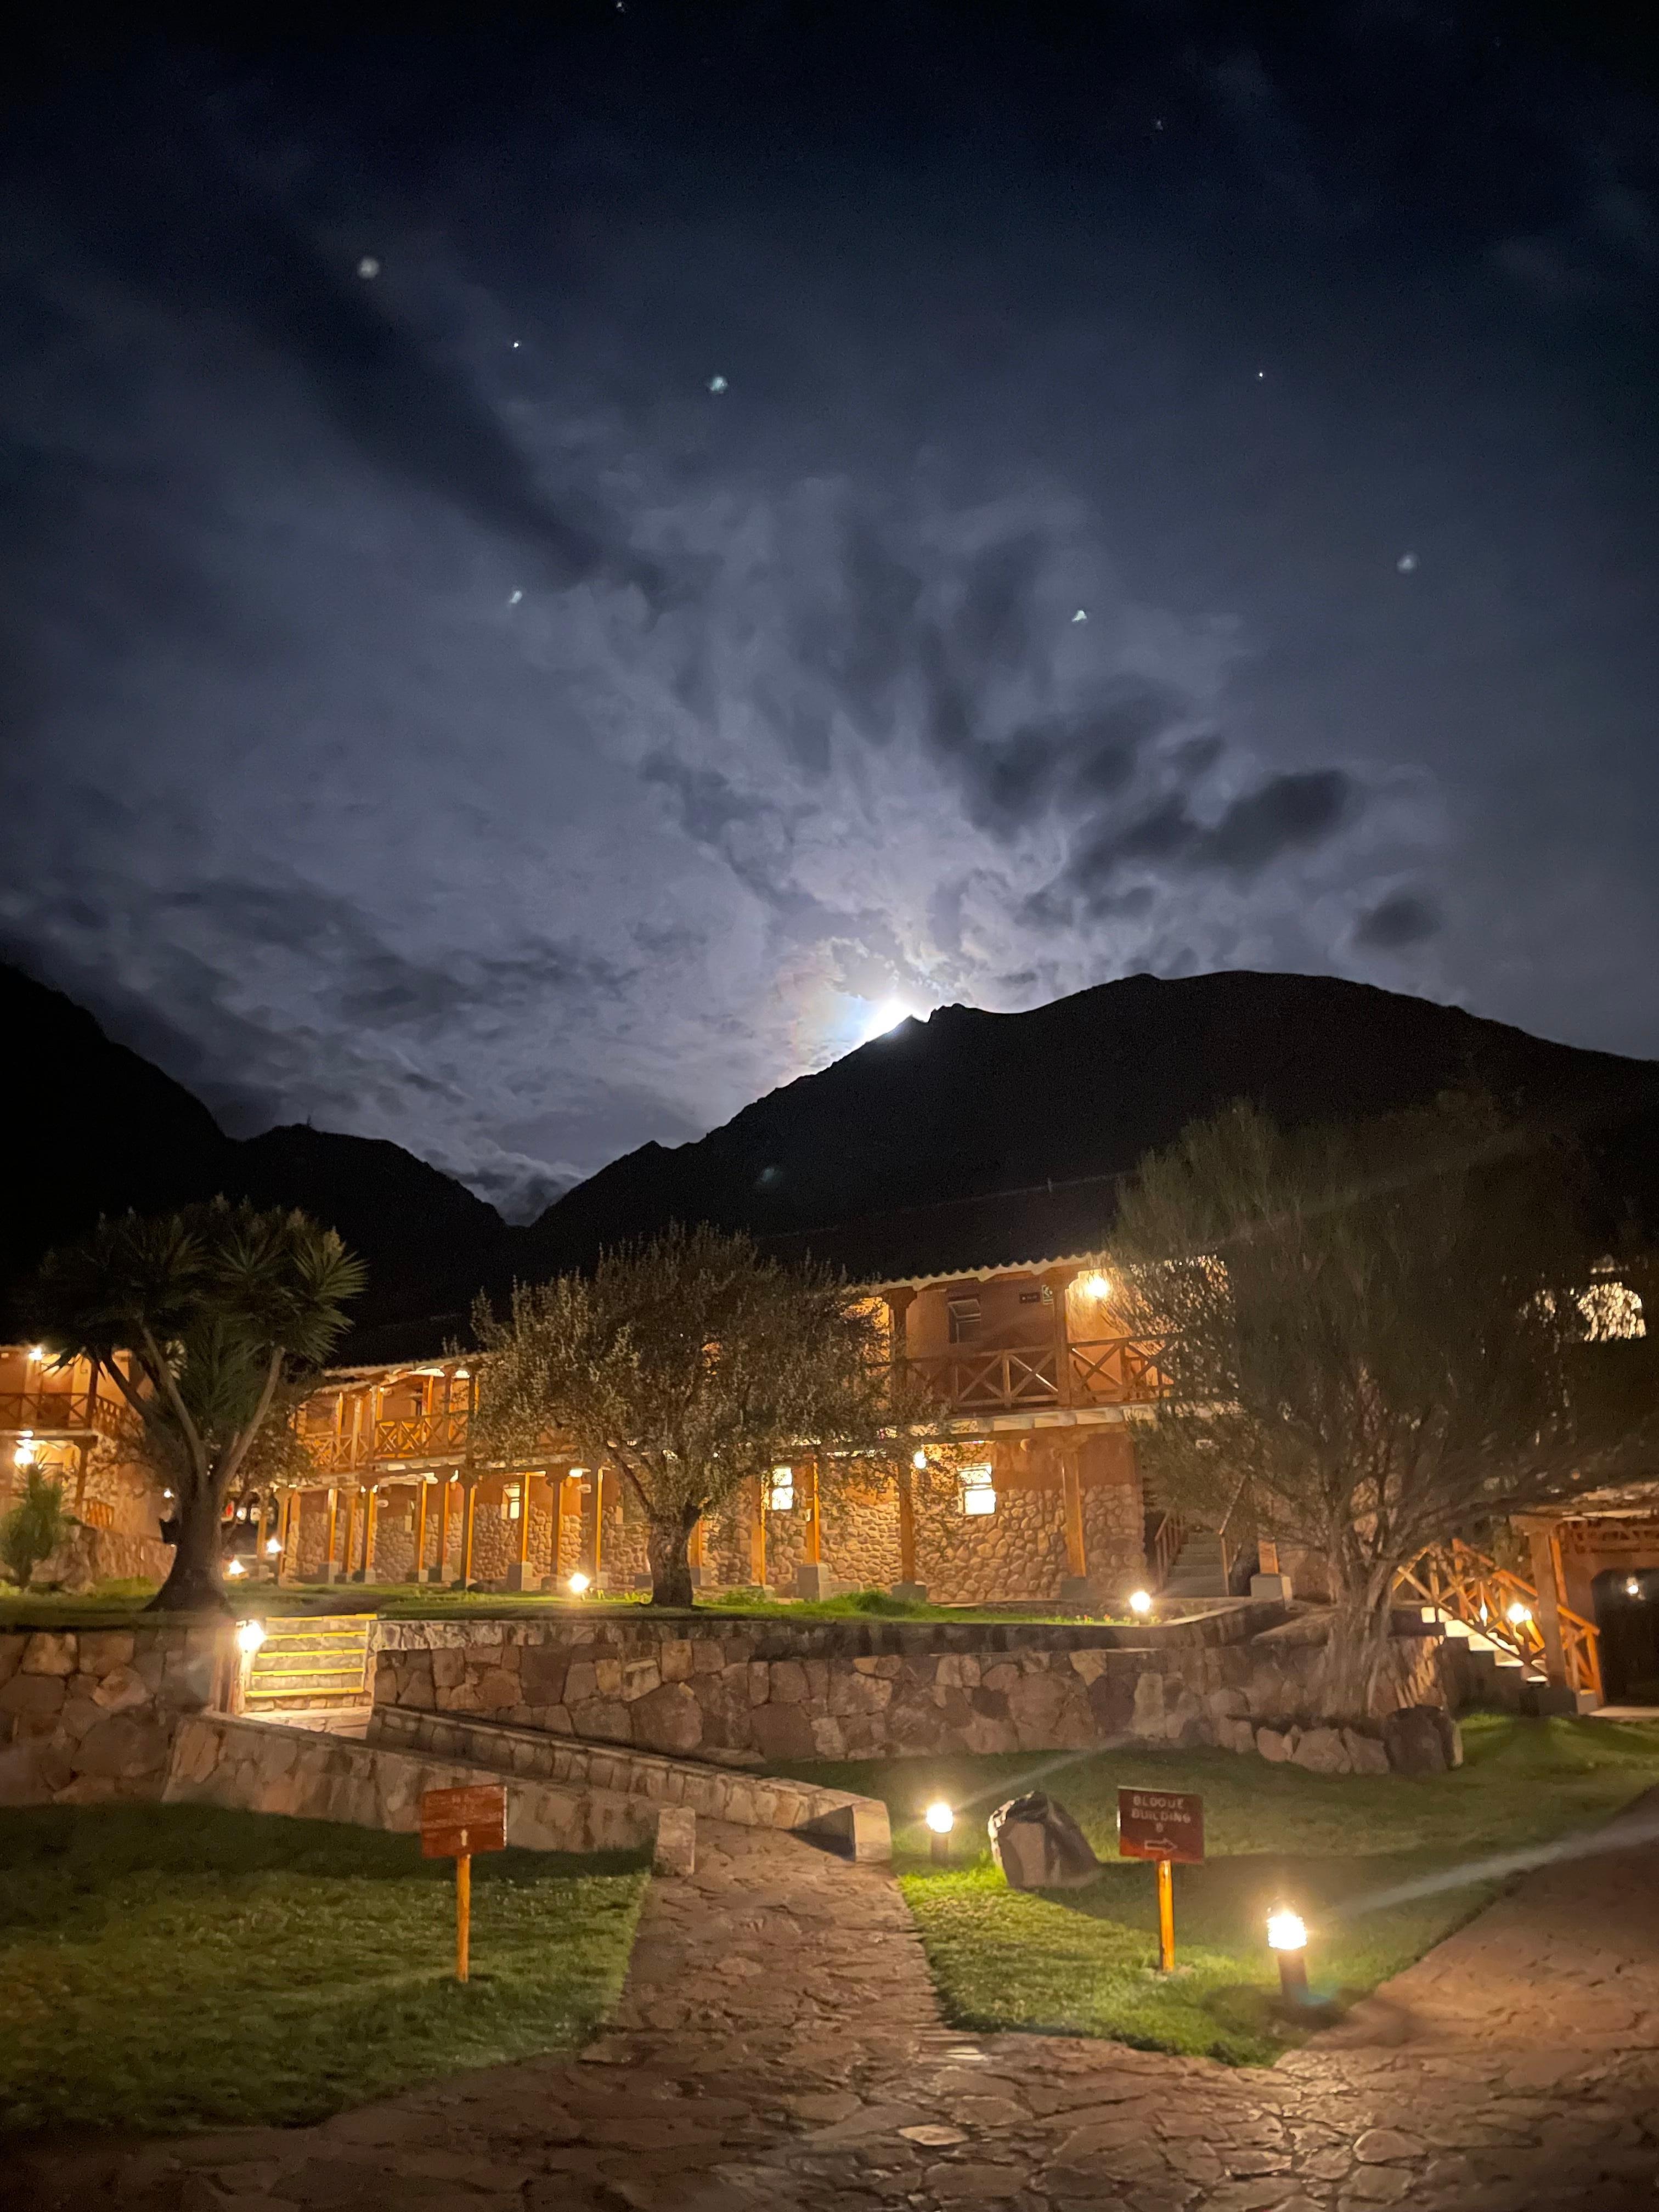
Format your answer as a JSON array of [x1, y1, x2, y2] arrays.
[[371, 1604, 1446, 1771], [0, 1624, 222, 1805], [165, 1712, 654, 1851]]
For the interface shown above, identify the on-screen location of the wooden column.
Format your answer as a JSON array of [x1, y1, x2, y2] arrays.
[[805, 1458, 823, 1566], [505, 1473, 535, 1590], [552, 1472, 568, 1586], [1043, 1266, 1080, 1406], [254, 1493, 269, 1567], [591, 1470, 605, 1588], [1526, 1521, 1570, 1688], [273, 1492, 290, 1584], [687, 1514, 704, 1572], [362, 1485, 380, 1583], [1060, 1445, 1087, 1582], [324, 1485, 340, 1583], [750, 1473, 768, 1588], [413, 1479, 430, 1584], [460, 1479, 478, 1588], [342, 1488, 360, 1583], [898, 1465, 917, 1586], [437, 1476, 454, 1583]]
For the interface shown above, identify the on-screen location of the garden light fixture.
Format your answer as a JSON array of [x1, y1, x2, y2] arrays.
[[1505, 1601, 1531, 1626], [227, 1558, 246, 1578], [568, 1571, 590, 1595], [235, 1620, 267, 1656], [1628, 1577, 1641, 1598], [265, 1536, 281, 1556], [1080, 1272, 1111, 1301], [1128, 1589, 1152, 1617], [1267, 1905, 1308, 2001], [925, 1800, 955, 1864], [912, 1449, 928, 1470]]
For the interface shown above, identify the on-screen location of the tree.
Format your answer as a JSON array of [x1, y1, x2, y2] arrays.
[[1109, 1097, 1657, 1719], [30, 1201, 364, 1612], [471, 1223, 909, 1606], [0, 1466, 76, 1589]]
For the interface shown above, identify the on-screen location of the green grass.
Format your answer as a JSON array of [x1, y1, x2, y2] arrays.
[[0, 1803, 647, 2136], [0, 1578, 1142, 1628], [771, 1713, 1659, 2066]]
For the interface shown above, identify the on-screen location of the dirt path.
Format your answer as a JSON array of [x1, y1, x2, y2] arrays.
[[11, 1796, 1659, 2212]]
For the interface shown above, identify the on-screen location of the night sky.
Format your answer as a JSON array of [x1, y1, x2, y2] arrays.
[[4, 4, 1657, 1218]]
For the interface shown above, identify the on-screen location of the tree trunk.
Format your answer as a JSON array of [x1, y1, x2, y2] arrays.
[[1316, 1566, 1401, 1722], [646, 1506, 700, 1608], [148, 1479, 231, 1612]]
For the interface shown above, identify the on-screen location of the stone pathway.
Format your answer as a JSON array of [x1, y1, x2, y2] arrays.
[[10, 1799, 1659, 2212]]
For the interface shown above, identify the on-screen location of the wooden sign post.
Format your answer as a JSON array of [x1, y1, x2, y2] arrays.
[[421, 1782, 507, 1982], [1118, 1787, 1204, 1974]]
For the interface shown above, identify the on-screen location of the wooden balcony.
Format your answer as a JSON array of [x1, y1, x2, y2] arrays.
[[0, 1389, 136, 1444], [905, 1334, 1172, 1417], [300, 1410, 475, 1475]]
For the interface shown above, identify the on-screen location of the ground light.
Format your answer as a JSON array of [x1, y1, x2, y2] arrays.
[[568, 1571, 591, 1595], [235, 1620, 266, 1656], [227, 1558, 246, 1579], [1128, 1589, 1153, 1617], [1267, 1905, 1308, 2003], [925, 1801, 955, 1865], [264, 1536, 281, 1556]]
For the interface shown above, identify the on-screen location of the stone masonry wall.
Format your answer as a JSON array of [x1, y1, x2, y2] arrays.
[[0, 1624, 223, 1805], [372, 1606, 1451, 1774]]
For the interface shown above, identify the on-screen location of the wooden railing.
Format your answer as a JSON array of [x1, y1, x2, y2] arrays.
[[0, 1390, 135, 1442], [1146, 1508, 1187, 1591], [1398, 1538, 1602, 1700], [907, 1334, 1173, 1415]]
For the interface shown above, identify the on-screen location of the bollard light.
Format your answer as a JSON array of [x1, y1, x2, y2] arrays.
[[265, 1536, 281, 1556], [1628, 1577, 1641, 1599], [1267, 1905, 1308, 2002], [227, 1558, 246, 1579], [568, 1571, 591, 1595], [925, 1800, 955, 1865], [912, 1449, 929, 1471], [1128, 1589, 1153, 1618], [235, 1619, 267, 1656]]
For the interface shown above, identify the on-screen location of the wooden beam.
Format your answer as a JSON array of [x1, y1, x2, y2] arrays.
[[1060, 1446, 1087, 1581], [437, 1475, 453, 1584], [592, 1469, 604, 1588], [1527, 1523, 1569, 1688], [342, 1488, 359, 1584], [1043, 1266, 1080, 1407], [750, 1472, 766, 1589], [805, 1457, 822, 1566], [413, 1479, 430, 1585], [363, 1485, 380, 1583], [898, 1465, 917, 1586], [324, 1485, 340, 1582], [460, 1479, 478, 1588], [518, 1475, 533, 1571]]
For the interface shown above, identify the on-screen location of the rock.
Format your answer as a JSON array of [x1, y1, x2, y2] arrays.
[[1130, 1672, 1166, 1737], [71, 1716, 172, 1780], [653, 1806, 696, 1877], [1219, 1716, 1257, 1754], [21, 1633, 77, 1678], [1383, 1705, 1462, 1774], [749, 1700, 816, 1761], [988, 1791, 1101, 1890], [1206, 1686, 1250, 1719], [1291, 1726, 1351, 1774], [1256, 1725, 1291, 1762], [1343, 1726, 1392, 1775]]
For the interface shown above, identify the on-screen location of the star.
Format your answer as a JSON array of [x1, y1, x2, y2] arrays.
[[356, 256, 380, 280], [707, 374, 729, 393], [1071, 608, 1087, 623], [1396, 552, 1419, 574], [508, 589, 523, 605]]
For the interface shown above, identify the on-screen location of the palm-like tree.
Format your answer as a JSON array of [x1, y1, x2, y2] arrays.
[[31, 1201, 364, 1611]]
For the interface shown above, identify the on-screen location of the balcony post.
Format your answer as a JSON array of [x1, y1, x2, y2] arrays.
[[750, 1472, 767, 1589], [436, 1475, 454, 1584], [1060, 1445, 1087, 1584], [1523, 1519, 1570, 1690], [460, 1475, 479, 1588], [505, 1472, 535, 1591], [413, 1478, 429, 1584], [1042, 1267, 1080, 1407], [323, 1485, 340, 1583], [898, 1468, 917, 1587]]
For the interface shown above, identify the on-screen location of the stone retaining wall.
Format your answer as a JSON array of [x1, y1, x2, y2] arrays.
[[370, 1703, 890, 1858], [165, 1712, 653, 1850], [371, 1605, 1450, 1769], [0, 1624, 221, 1805]]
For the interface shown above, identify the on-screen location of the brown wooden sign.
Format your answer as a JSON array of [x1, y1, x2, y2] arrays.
[[421, 1782, 507, 1860], [1118, 1786, 1205, 1865]]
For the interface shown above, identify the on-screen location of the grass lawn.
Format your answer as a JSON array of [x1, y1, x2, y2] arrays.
[[0, 1579, 1144, 1628], [773, 1713, 1659, 2066], [0, 1803, 647, 2136]]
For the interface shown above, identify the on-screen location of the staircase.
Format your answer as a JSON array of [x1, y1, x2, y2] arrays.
[[1159, 1528, 1232, 1600], [241, 1614, 376, 1713]]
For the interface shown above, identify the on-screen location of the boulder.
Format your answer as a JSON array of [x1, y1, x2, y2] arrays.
[[1383, 1705, 1463, 1775], [988, 1791, 1101, 1891], [1256, 1725, 1291, 1763], [1342, 1727, 1392, 1776], [1291, 1726, 1351, 1775]]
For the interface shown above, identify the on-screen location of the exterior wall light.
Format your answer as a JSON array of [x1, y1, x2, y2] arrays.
[[1267, 1905, 1308, 2001], [1128, 1589, 1153, 1617], [1627, 1577, 1641, 1598], [1080, 1273, 1111, 1302], [568, 1571, 591, 1595], [925, 1801, 955, 1864], [235, 1620, 267, 1656], [1506, 1601, 1531, 1626], [912, 1449, 928, 1471]]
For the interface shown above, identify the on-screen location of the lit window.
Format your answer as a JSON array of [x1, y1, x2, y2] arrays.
[[507, 1485, 521, 1521], [768, 1467, 795, 1511], [947, 1295, 982, 1345], [1579, 1282, 1646, 1341], [960, 1463, 996, 1516]]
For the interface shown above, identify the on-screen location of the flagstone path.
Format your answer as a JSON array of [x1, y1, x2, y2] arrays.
[[9, 1792, 1659, 2212]]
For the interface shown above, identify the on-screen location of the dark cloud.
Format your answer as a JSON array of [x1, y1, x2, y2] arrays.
[[1352, 891, 1443, 951]]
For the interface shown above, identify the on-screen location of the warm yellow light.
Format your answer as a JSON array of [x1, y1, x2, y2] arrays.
[[265, 1537, 281, 1556], [27, 1346, 45, 1362], [1506, 1601, 1531, 1626], [1128, 1589, 1153, 1617], [912, 1449, 928, 1471], [1080, 1272, 1111, 1302], [1267, 1907, 1306, 1952], [235, 1620, 266, 1655], [568, 1572, 591, 1595], [227, 1558, 246, 1579], [1628, 1577, 1641, 1599], [924, 1801, 955, 1835]]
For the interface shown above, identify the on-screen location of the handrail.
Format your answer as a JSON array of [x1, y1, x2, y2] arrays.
[[1398, 1538, 1601, 1700], [907, 1334, 1172, 1415], [0, 1390, 136, 1442], [1146, 1508, 1187, 1592]]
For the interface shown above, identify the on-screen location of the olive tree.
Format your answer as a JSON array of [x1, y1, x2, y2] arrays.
[[1109, 1097, 1656, 1718], [471, 1223, 909, 1606], [30, 1201, 364, 1611]]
